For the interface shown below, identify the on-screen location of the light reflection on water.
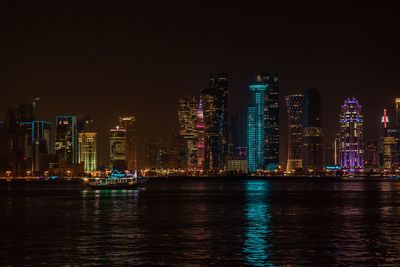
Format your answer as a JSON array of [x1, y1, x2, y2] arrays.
[[243, 180, 274, 266]]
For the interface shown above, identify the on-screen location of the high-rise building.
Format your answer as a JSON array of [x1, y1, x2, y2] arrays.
[[396, 98, 400, 129], [16, 121, 52, 173], [3, 103, 37, 175], [263, 74, 280, 170], [339, 98, 364, 174], [110, 126, 127, 171], [302, 88, 323, 172], [178, 96, 198, 169], [145, 138, 169, 169], [196, 96, 205, 171], [78, 132, 97, 172], [378, 109, 398, 172], [387, 128, 400, 172], [285, 94, 304, 173], [201, 73, 229, 172], [55, 116, 78, 165], [0, 121, 6, 172], [247, 75, 267, 173], [365, 141, 379, 172], [118, 116, 137, 171]]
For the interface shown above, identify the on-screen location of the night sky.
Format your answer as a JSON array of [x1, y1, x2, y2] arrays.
[[1, 1, 399, 167]]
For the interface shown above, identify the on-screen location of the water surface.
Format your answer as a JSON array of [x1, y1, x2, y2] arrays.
[[1, 177, 400, 266]]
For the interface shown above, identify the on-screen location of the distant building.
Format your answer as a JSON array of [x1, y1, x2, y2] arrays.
[[285, 94, 304, 173], [110, 126, 127, 171], [396, 98, 400, 129], [18, 121, 52, 173], [78, 132, 97, 172], [145, 138, 169, 169], [365, 141, 379, 172], [202, 73, 229, 172], [227, 147, 248, 173], [263, 74, 280, 170], [247, 75, 267, 173], [339, 98, 364, 174], [178, 96, 198, 169], [196, 97, 205, 171], [378, 109, 399, 172], [119, 116, 137, 171], [302, 88, 323, 172], [55, 116, 78, 165]]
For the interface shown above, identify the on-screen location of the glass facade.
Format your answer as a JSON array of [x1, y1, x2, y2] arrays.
[[285, 94, 304, 173], [302, 88, 323, 172], [202, 73, 229, 172], [119, 116, 137, 171], [247, 76, 267, 173], [263, 74, 279, 170], [178, 96, 198, 169]]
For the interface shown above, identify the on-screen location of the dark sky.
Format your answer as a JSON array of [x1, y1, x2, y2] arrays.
[[1, 1, 399, 167]]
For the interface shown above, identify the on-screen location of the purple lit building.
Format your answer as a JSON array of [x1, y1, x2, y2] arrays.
[[339, 98, 364, 174]]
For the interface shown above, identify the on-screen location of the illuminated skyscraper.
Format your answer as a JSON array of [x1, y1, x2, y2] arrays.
[[339, 98, 364, 174], [196, 96, 205, 170], [285, 94, 303, 173], [285, 94, 304, 172], [55, 116, 78, 165], [247, 75, 267, 173], [202, 73, 229, 172], [178, 96, 198, 169], [378, 109, 398, 172], [396, 98, 400, 128], [119, 116, 137, 171], [263, 74, 280, 170], [78, 132, 97, 172], [110, 126, 127, 171], [302, 88, 323, 172]]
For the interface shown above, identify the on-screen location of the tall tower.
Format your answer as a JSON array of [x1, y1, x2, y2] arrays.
[[339, 98, 364, 174], [202, 73, 229, 172], [55, 116, 78, 165], [247, 75, 267, 173], [263, 74, 280, 170], [285, 94, 304, 173], [118, 116, 137, 171], [379, 109, 396, 172], [302, 88, 323, 172], [178, 96, 198, 169], [110, 126, 127, 171], [78, 132, 97, 172], [196, 96, 205, 171], [396, 98, 400, 129]]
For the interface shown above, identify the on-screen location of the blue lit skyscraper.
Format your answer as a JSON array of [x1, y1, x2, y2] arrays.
[[247, 75, 267, 173]]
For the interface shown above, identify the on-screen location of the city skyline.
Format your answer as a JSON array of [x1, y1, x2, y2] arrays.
[[1, 1, 400, 169]]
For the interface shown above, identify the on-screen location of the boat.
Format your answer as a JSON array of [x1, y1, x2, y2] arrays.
[[89, 169, 144, 190]]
